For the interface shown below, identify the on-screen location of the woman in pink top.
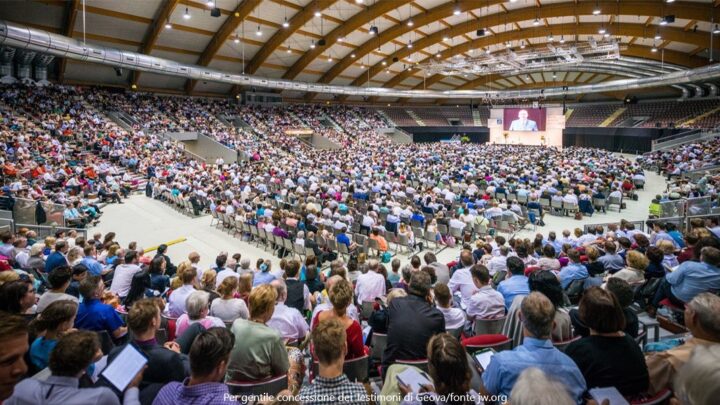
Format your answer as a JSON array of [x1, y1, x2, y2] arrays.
[[175, 290, 225, 338]]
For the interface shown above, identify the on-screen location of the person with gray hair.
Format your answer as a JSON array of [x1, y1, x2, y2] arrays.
[[509, 367, 575, 405], [266, 279, 309, 341], [174, 290, 225, 338], [646, 292, 720, 394], [481, 292, 586, 403], [672, 344, 720, 405]]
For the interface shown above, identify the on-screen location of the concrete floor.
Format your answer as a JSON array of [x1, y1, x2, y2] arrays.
[[95, 157, 668, 273]]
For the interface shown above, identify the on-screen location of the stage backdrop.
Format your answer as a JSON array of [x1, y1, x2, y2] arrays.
[[489, 107, 564, 147]]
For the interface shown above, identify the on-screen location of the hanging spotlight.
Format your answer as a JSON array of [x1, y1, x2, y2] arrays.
[[592, 8, 601, 15], [485, 48, 491, 54], [533, 18, 540, 26], [655, 32, 662, 40], [233, 36, 240, 44], [338, 36, 344, 42], [286, 47, 291, 53], [183, 7, 190, 19], [666, 0, 675, 3], [506, 42, 511, 48], [164, 21, 172, 29], [282, 17, 289, 28], [255, 25, 262, 36], [369, 26, 379, 35], [310, 40, 316, 49], [382, 61, 387, 66], [443, 36, 450, 42], [652, 45, 658, 52], [328, 57, 332, 62], [206, 0, 213, 6], [436, 53, 441, 58], [407, 19, 414, 27], [351, 53, 356, 58], [314, 11, 321, 17], [598, 27, 606, 34], [520, 41, 526, 49], [603, 32, 610, 38], [453, 7, 461, 16], [355, 0, 363, 4], [548, 33, 554, 41], [559, 35, 565, 44], [407, 40, 413, 48], [660, 17, 668, 26], [714, 25, 720, 34], [552, 73, 557, 79]]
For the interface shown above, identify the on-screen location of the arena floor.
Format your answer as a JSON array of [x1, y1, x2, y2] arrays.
[[95, 153, 667, 272]]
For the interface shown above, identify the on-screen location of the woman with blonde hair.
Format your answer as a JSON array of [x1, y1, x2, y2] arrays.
[[200, 269, 220, 303], [210, 276, 249, 323], [311, 278, 365, 359], [66, 246, 83, 266], [608, 250, 647, 285]]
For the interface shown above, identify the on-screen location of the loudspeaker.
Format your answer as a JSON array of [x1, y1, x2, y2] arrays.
[[210, 7, 221, 17], [317, 39, 326, 46], [665, 15, 675, 23], [392, 57, 398, 63], [476, 29, 485, 37]]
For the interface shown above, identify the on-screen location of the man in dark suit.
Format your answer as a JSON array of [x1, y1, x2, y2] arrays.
[[108, 298, 189, 404], [304, 231, 326, 265], [382, 271, 445, 378]]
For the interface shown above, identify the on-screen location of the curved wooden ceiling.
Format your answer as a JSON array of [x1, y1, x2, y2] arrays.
[[4, 0, 720, 100]]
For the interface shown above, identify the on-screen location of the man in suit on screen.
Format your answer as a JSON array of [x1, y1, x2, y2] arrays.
[[509, 109, 538, 131]]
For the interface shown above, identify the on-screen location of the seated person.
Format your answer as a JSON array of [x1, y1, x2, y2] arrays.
[[6, 331, 143, 404], [336, 227, 359, 252], [565, 287, 649, 397], [299, 318, 367, 403], [571, 278, 639, 338], [29, 300, 78, 371], [109, 298, 189, 402], [311, 278, 365, 360], [153, 328, 234, 404], [227, 284, 302, 392], [650, 246, 720, 316], [433, 283, 466, 331], [645, 293, 720, 395], [266, 280, 310, 341], [385, 333, 484, 404], [74, 275, 127, 340], [368, 228, 388, 253], [481, 292, 586, 403], [466, 264, 505, 321], [175, 291, 225, 338]]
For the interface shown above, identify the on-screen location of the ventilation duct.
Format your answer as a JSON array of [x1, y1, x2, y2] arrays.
[[32, 53, 54, 82], [689, 84, 705, 98], [14, 48, 35, 80], [703, 82, 718, 97], [0, 46, 14, 81], [676, 85, 691, 99], [2, 19, 720, 100]]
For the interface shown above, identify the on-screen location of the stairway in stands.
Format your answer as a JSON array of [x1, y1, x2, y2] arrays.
[[600, 107, 627, 127], [375, 110, 396, 127], [564, 108, 574, 122], [406, 109, 426, 126], [472, 109, 484, 126], [680, 105, 720, 127]]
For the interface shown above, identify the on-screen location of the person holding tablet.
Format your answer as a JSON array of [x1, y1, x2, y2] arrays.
[[6, 331, 144, 404]]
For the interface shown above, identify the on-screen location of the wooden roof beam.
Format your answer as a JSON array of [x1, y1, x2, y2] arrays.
[[132, 0, 180, 86]]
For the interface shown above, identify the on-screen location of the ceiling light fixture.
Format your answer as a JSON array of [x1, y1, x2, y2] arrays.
[[598, 27, 606, 34], [655, 32, 662, 40], [183, 7, 190, 19], [355, 0, 363, 3], [164, 21, 172, 29], [382, 61, 387, 65], [206, 0, 213, 6], [256, 25, 262, 36], [282, 17, 289, 28], [328, 57, 332, 62], [408, 40, 413, 48], [559, 35, 565, 43], [520, 41, 526, 49], [310, 40, 316, 49], [286, 47, 291, 53], [351, 53, 356, 58], [436, 53, 441, 58], [453, 7, 461, 16], [234, 37, 239, 44], [652, 45, 658, 52], [533, 18, 540, 26], [660, 17, 668, 26], [407, 19, 414, 27], [714, 24, 720, 34], [338, 36, 344, 42], [369, 26, 378, 35], [314, 11, 321, 17]]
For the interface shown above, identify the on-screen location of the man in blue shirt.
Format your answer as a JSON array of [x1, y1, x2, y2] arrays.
[[79, 245, 106, 277], [44, 240, 69, 273], [75, 275, 127, 340], [651, 246, 720, 315], [481, 292, 586, 403], [336, 227, 358, 252], [559, 249, 589, 289], [497, 257, 530, 309]]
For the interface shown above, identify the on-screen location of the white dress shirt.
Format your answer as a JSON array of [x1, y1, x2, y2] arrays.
[[354, 271, 386, 303], [466, 285, 506, 320], [267, 302, 310, 340], [487, 255, 508, 276], [109, 263, 142, 298], [215, 268, 240, 288], [447, 267, 478, 307], [438, 306, 466, 330], [166, 284, 196, 318]]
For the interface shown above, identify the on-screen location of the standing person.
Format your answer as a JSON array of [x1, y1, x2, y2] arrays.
[[152, 328, 234, 404]]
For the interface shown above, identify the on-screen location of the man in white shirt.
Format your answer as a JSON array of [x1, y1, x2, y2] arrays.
[[562, 192, 578, 205], [466, 265, 505, 320], [449, 214, 466, 232], [608, 188, 623, 200], [447, 251, 478, 307], [109, 251, 143, 299], [487, 246, 509, 276], [166, 268, 197, 317], [355, 259, 386, 303], [267, 280, 309, 341]]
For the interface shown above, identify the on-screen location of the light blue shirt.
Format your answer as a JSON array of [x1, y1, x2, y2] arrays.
[[597, 253, 625, 273], [482, 337, 586, 403], [79, 256, 104, 276], [666, 260, 720, 302], [559, 263, 589, 289], [497, 275, 530, 309], [253, 271, 276, 286]]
